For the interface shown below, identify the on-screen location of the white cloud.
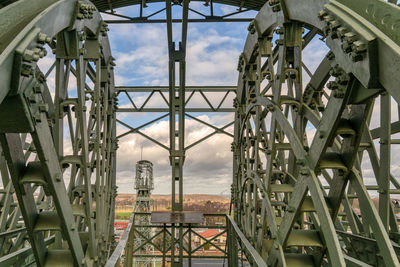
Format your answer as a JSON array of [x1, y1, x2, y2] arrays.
[[116, 114, 234, 194], [186, 28, 241, 85], [109, 20, 245, 87]]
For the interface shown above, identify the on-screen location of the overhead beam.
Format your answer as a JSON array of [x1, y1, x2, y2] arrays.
[[117, 108, 235, 112], [104, 18, 253, 23], [116, 86, 236, 92]]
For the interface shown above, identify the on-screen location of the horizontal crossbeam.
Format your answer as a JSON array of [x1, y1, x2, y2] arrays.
[[105, 18, 253, 23], [116, 86, 236, 93], [117, 108, 234, 112]]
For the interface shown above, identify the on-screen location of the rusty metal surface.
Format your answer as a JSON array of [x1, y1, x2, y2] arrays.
[[151, 211, 204, 224]]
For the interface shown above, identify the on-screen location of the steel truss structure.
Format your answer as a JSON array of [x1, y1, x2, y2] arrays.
[[0, 0, 399, 266], [232, 0, 400, 266], [132, 160, 154, 266], [0, 0, 117, 266]]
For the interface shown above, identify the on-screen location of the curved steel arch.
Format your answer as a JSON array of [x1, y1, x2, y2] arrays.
[[0, 0, 116, 266], [233, 0, 400, 266]]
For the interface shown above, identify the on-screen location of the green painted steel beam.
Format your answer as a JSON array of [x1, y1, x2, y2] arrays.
[[117, 108, 235, 112], [105, 18, 254, 23], [116, 86, 236, 92]]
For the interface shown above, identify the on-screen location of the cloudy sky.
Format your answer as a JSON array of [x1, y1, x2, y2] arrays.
[[103, 3, 257, 194], [102, 2, 400, 195]]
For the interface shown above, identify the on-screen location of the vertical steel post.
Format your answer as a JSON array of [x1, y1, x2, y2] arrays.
[[188, 224, 192, 267], [166, 0, 189, 265], [171, 223, 175, 264], [379, 93, 391, 230], [227, 218, 238, 266], [124, 218, 135, 267], [54, 57, 69, 250], [162, 224, 166, 266], [166, 0, 188, 213]]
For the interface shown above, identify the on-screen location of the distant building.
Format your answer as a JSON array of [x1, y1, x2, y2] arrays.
[[193, 229, 227, 251], [114, 222, 128, 230]]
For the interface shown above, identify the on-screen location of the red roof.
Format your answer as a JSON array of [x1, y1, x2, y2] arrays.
[[199, 229, 226, 238], [114, 222, 128, 228]]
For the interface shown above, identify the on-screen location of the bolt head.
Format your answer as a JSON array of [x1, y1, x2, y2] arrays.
[[350, 52, 363, 62], [39, 104, 49, 113], [22, 50, 37, 62], [318, 10, 327, 20], [333, 90, 345, 98], [329, 20, 340, 30], [323, 15, 333, 23], [326, 51, 335, 60], [327, 81, 339, 90], [29, 93, 37, 103], [352, 40, 367, 53], [300, 168, 309, 176], [336, 72, 350, 85], [272, 5, 281, 12], [329, 65, 342, 77], [38, 33, 52, 44], [337, 27, 348, 39], [33, 83, 43, 94], [34, 112, 41, 122], [344, 32, 357, 43], [341, 41, 353, 53]]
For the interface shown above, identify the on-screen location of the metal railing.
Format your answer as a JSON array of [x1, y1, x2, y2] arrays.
[[105, 212, 272, 266], [106, 213, 228, 266], [226, 215, 267, 267], [106, 213, 136, 267]]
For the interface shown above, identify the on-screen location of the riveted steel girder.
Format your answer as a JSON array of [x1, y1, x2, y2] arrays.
[[231, 0, 400, 266], [0, 0, 116, 266]]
